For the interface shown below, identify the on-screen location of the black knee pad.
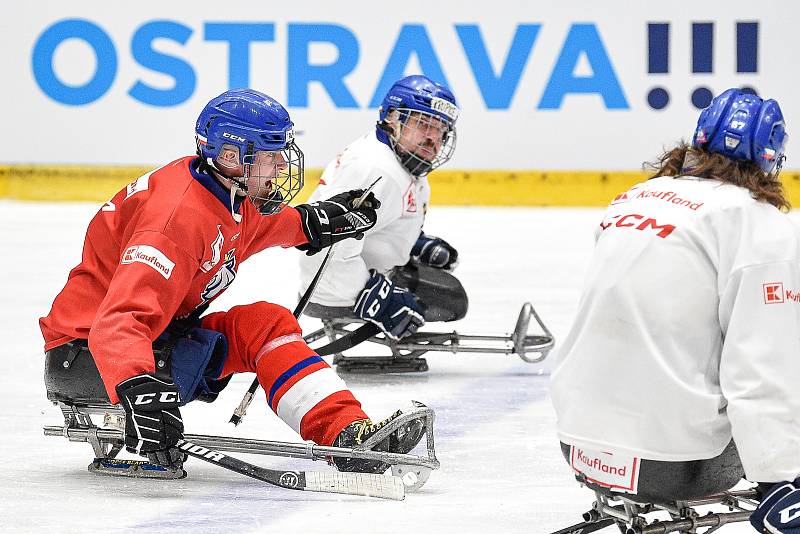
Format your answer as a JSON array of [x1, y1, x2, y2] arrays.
[[391, 263, 468, 322]]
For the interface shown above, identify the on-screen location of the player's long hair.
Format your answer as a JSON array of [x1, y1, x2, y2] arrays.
[[645, 141, 790, 211]]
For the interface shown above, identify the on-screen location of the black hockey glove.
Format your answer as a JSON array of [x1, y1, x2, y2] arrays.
[[354, 270, 426, 340], [411, 232, 459, 271], [115, 374, 186, 469], [751, 479, 800, 533], [295, 190, 380, 256]]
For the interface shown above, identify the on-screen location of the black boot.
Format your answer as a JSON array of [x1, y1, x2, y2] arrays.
[[332, 410, 426, 474]]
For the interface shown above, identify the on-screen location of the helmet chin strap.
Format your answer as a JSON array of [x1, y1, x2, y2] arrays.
[[207, 159, 245, 223], [229, 185, 243, 223]]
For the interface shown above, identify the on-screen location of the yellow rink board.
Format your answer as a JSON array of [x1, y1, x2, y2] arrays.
[[2, 164, 800, 208]]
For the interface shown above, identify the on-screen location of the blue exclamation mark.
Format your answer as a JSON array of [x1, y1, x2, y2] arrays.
[[737, 22, 759, 97], [648, 21, 760, 110], [647, 23, 670, 110], [690, 23, 714, 108], [737, 22, 758, 73]]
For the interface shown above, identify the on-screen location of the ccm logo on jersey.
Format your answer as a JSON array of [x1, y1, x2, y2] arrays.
[[121, 245, 175, 279], [599, 213, 676, 239], [134, 391, 179, 405]]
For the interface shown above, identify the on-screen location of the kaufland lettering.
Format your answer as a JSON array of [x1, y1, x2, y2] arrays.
[[574, 449, 628, 477], [121, 245, 174, 279], [30, 18, 761, 110], [636, 190, 704, 210]]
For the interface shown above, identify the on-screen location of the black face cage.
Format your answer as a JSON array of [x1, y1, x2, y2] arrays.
[[242, 141, 305, 215], [386, 109, 457, 177]]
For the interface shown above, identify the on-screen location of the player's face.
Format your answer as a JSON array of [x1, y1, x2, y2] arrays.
[[215, 146, 286, 205], [393, 111, 450, 163], [245, 150, 287, 206]]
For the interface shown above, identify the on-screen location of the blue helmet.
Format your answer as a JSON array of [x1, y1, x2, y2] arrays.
[[692, 88, 788, 175], [195, 88, 304, 215], [376, 75, 459, 176]]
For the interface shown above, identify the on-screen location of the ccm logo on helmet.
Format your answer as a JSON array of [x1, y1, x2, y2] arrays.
[[133, 392, 180, 405], [222, 132, 246, 143]]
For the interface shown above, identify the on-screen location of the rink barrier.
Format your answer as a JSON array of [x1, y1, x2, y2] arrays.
[[2, 164, 800, 207]]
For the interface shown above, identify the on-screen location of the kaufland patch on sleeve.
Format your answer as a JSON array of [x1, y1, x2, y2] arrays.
[[121, 245, 175, 279]]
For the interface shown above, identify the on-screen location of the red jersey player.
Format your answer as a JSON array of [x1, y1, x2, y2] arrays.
[[40, 89, 426, 473]]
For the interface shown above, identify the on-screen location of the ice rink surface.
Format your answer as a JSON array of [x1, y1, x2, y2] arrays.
[[2, 201, 777, 533]]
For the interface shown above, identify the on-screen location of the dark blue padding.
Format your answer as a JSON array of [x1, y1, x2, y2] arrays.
[[167, 327, 229, 405]]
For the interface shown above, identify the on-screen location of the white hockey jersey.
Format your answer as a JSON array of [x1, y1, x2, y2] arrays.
[[551, 175, 800, 483], [298, 132, 429, 306]]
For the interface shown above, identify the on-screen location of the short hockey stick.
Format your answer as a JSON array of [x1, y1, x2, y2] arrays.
[[229, 177, 382, 426], [177, 438, 404, 501], [548, 517, 616, 534], [313, 323, 380, 356]]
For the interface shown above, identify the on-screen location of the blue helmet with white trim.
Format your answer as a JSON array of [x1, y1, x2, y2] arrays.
[[693, 88, 788, 176], [195, 88, 304, 215], [376, 75, 459, 176]]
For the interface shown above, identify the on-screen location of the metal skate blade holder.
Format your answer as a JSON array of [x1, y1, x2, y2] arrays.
[[44, 401, 440, 491], [385, 302, 554, 363], [559, 487, 760, 534], [512, 302, 553, 363], [357, 401, 438, 493]]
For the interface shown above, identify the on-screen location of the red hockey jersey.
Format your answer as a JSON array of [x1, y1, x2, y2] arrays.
[[40, 157, 308, 402]]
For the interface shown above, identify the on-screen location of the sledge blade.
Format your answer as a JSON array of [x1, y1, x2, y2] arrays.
[[88, 457, 186, 479]]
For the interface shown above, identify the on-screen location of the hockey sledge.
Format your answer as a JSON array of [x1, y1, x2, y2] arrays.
[[43, 400, 438, 499], [303, 302, 555, 374], [551, 486, 759, 534]]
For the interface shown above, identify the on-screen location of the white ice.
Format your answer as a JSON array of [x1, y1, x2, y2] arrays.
[[1, 201, 772, 533]]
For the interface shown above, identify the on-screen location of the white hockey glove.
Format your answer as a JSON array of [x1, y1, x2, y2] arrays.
[[354, 270, 426, 340], [751, 479, 800, 533], [411, 232, 459, 271], [295, 190, 380, 255], [115, 374, 186, 469]]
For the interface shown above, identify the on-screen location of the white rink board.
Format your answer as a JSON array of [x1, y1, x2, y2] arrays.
[[1, 0, 797, 170]]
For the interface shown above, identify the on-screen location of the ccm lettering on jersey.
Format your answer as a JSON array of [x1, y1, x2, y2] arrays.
[[121, 245, 175, 279], [599, 213, 676, 239]]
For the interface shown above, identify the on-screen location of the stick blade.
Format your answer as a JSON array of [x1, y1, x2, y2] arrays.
[[304, 471, 405, 501]]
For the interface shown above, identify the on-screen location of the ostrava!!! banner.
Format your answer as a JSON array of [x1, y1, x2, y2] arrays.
[[1, 1, 795, 174]]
